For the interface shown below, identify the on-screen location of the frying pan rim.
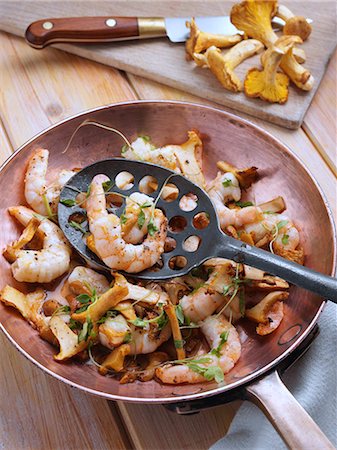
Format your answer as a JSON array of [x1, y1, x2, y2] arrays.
[[0, 100, 336, 404]]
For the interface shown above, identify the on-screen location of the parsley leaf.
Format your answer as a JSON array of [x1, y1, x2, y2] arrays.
[[102, 180, 114, 192], [129, 317, 147, 328], [137, 209, 146, 229], [211, 330, 229, 357], [76, 294, 91, 304], [235, 201, 254, 208], [52, 305, 70, 317], [222, 178, 232, 188], [282, 234, 290, 245], [69, 221, 88, 234], [175, 304, 185, 325], [277, 220, 288, 230], [147, 218, 158, 236], [60, 198, 76, 207], [203, 366, 224, 383]]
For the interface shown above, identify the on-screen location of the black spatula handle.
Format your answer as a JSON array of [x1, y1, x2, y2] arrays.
[[219, 236, 337, 303]]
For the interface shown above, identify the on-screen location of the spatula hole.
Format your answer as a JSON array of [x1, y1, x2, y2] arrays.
[[161, 183, 179, 202], [164, 237, 177, 253], [183, 235, 201, 252], [169, 216, 187, 233], [169, 256, 187, 270], [179, 193, 198, 212], [139, 175, 158, 194], [115, 171, 134, 190], [193, 212, 210, 230]]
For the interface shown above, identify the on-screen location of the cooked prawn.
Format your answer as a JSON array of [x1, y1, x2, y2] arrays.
[[180, 286, 225, 323], [24, 149, 76, 216], [8, 206, 71, 283], [207, 172, 262, 229], [99, 314, 131, 349], [156, 315, 241, 384], [129, 323, 171, 355], [67, 266, 110, 295], [122, 192, 154, 244], [86, 174, 167, 272]]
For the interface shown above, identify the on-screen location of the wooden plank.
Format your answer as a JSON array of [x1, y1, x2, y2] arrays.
[[0, 332, 131, 450], [0, 31, 137, 450], [128, 73, 336, 216], [0, 1, 336, 129], [303, 49, 337, 175], [0, 32, 137, 150], [118, 401, 241, 450]]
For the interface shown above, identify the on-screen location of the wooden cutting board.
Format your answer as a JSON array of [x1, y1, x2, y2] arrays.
[[1, 0, 335, 129]]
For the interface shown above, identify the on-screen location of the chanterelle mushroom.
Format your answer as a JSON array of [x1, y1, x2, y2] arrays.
[[244, 35, 302, 103], [230, 0, 305, 61], [194, 39, 264, 92], [185, 18, 243, 60], [276, 4, 312, 41]]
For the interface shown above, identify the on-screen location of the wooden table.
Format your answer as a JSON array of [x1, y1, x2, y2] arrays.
[[0, 31, 336, 450]]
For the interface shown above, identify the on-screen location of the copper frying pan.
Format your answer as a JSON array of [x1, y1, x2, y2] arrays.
[[0, 102, 335, 448]]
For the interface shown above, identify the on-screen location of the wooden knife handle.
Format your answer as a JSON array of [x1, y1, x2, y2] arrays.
[[25, 16, 166, 48]]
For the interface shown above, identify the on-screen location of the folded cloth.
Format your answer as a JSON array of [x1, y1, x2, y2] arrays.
[[211, 302, 337, 449]]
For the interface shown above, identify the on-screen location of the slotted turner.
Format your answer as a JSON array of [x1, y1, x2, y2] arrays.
[[58, 158, 337, 303]]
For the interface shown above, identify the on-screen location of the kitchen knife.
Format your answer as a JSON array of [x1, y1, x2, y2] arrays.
[[25, 15, 311, 49]]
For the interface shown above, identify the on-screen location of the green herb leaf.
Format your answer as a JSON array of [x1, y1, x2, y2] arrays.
[[75, 304, 90, 313], [78, 321, 88, 343], [76, 294, 91, 304], [60, 198, 76, 207], [139, 135, 151, 143], [156, 313, 169, 330], [211, 330, 229, 357], [69, 221, 88, 234], [277, 220, 288, 230], [129, 317, 147, 328], [86, 185, 91, 198], [147, 218, 158, 236], [123, 332, 132, 343], [174, 339, 185, 349], [137, 209, 146, 229], [97, 310, 118, 324], [264, 210, 276, 215], [121, 143, 129, 154], [120, 213, 127, 225], [140, 201, 152, 209], [282, 233, 290, 245], [222, 178, 232, 188], [235, 201, 254, 208], [223, 285, 231, 296], [52, 305, 71, 317], [203, 366, 224, 383], [175, 304, 185, 325], [102, 180, 114, 192], [69, 318, 82, 331]]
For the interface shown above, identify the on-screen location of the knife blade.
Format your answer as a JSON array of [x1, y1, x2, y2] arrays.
[[25, 15, 312, 49]]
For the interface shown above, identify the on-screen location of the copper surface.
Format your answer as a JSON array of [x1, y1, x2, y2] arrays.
[[0, 101, 335, 403]]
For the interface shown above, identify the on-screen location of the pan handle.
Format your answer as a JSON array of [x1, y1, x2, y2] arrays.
[[245, 370, 335, 449]]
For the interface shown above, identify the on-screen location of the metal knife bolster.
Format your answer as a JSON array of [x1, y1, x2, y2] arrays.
[[138, 17, 167, 38]]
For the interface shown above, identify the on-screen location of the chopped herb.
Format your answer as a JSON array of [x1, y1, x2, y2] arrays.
[[76, 294, 91, 304], [97, 310, 118, 324], [264, 210, 276, 215], [78, 317, 94, 343], [141, 201, 152, 208], [211, 330, 229, 357], [102, 180, 114, 192], [51, 305, 70, 317], [235, 201, 254, 208], [129, 317, 147, 328], [121, 143, 129, 154], [69, 221, 88, 234], [277, 220, 288, 230], [123, 332, 132, 344], [139, 135, 151, 143], [120, 213, 127, 225], [60, 198, 76, 207], [86, 185, 91, 198], [174, 356, 224, 384], [175, 304, 185, 325], [223, 284, 231, 296], [147, 218, 158, 236], [129, 309, 166, 329], [75, 304, 90, 313], [174, 339, 185, 349], [222, 178, 232, 188], [157, 312, 169, 330], [69, 318, 82, 331], [137, 209, 146, 229], [282, 233, 290, 245]]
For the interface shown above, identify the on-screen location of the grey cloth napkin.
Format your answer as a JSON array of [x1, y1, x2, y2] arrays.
[[211, 302, 337, 449]]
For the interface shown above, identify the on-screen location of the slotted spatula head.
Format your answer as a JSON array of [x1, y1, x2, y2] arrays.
[[58, 158, 223, 279]]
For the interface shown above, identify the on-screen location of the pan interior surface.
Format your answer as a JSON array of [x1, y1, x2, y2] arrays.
[[0, 101, 335, 403]]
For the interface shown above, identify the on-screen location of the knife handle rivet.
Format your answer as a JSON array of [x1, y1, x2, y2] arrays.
[[105, 18, 117, 28], [42, 21, 54, 30]]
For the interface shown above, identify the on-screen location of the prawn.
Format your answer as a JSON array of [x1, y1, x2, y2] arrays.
[[86, 174, 167, 273], [156, 315, 241, 384], [122, 192, 154, 244], [207, 172, 262, 229], [129, 323, 171, 355], [8, 206, 71, 283], [25, 149, 75, 216]]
